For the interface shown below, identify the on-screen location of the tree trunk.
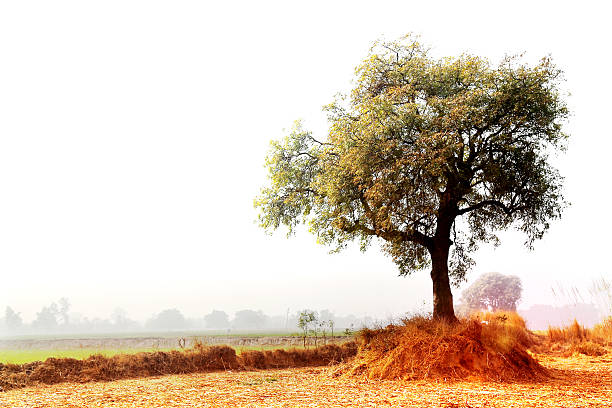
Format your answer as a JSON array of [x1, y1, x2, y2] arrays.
[[430, 243, 458, 323]]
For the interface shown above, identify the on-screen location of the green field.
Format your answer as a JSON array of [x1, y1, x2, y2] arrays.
[[0, 344, 321, 365]]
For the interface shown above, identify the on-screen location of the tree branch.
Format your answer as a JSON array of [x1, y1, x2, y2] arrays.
[[457, 199, 512, 215]]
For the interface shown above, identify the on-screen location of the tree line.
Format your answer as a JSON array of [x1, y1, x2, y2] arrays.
[[0, 301, 370, 335]]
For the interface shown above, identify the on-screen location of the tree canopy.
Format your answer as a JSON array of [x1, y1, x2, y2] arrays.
[[255, 35, 568, 321], [460, 272, 523, 312]]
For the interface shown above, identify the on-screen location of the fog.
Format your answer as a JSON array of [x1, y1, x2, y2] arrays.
[[1, 1, 611, 335]]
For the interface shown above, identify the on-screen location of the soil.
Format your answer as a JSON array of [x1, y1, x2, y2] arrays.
[[0, 352, 609, 407]]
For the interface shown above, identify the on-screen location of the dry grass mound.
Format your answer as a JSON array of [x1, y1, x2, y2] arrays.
[[0, 342, 357, 392], [345, 312, 546, 381], [240, 343, 357, 369]]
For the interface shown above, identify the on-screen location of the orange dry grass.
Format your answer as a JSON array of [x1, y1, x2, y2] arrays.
[[0, 353, 610, 407], [471, 310, 537, 351], [592, 316, 612, 342], [544, 317, 612, 356], [345, 314, 544, 381], [547, 319, 590, 343]]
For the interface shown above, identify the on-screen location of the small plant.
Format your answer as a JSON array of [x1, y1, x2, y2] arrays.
[[297, 310, 317, 347]]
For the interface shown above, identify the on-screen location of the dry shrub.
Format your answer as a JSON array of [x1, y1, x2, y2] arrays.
[[571, 341, 607, 357], [547, 319, 589, 344], [344, 314, 546, 381], [592, 316, 612, 343]]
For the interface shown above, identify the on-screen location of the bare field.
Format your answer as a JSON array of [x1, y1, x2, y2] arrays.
[[1, 353, 610, 408]]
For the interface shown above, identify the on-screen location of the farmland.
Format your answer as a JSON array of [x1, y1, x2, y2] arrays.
[[1, 315, 611, 407], [0, 332, 349, 364], [0, 352, 610, 407]]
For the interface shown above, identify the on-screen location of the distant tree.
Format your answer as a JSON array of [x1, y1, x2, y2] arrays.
[[111, 308, 140, 331], [58, 297, 70, 326], [4, 307, 23, 331], [255, 35, 569, 322], [297, 310, 317, 347], [232, 310, 267, 330], [328, 319, 335, 338], [460, 272, 522, 312], [319, 309, 335, 322], [204, 310, 230, 329], [146, 309, 188, 331], [32, 303, 59, 331]]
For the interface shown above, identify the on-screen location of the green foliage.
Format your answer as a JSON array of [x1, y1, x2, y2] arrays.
[[461, 272, 522, 311], [297, 310, 317, 333], [256, 34, 568, 316]]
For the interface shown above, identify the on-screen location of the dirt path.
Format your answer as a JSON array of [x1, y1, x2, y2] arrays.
[[1, 354, 610, 407]]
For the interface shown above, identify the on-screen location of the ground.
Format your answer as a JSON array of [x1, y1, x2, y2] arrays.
[[0, 353, 610, 407]]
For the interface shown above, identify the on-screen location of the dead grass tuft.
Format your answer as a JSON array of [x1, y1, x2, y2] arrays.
[[571, 341, 607, 357], [547, 319, 589, 344], [343, 313, 546, 381], [543, 317, 612, 355], [592, 316, 612, 343]]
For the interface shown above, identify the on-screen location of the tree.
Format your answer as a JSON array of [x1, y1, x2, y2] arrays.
[[58, 297, 70, 326], [4, 307, 23, 331], [146, 308, 188, 331], [111, 307, 140, 331], [297, 310, 317, 347], [32, 303, 59, 331], [460, 272, 522, 312], [204, 310, 230, 328], [255, 35, 568, 322], [232, 309, 267, 330]]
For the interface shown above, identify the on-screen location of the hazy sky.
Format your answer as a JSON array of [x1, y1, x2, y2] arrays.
[[1, 1, 610, 323]]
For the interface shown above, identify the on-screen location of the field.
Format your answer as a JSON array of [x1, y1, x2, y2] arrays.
[[0, 332, 347, 364], [2, 317, 611, 407], [0, 352, 610, 407]]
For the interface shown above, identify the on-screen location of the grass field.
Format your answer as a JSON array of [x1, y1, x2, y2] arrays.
[[0, 348, 175, 365], [0, 344, 321, 365]]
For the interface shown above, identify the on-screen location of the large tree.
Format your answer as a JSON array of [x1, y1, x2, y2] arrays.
[[460, 272, 523, 312], [255, 36, 568, 321]]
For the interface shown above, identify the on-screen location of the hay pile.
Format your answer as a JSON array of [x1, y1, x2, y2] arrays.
[[345, 313, 546, 381], [0, 342, 357, 391]]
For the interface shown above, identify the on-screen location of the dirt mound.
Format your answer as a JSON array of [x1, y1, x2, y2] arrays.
[[0, 342, 357, 392], [344, 314, 546, 381]]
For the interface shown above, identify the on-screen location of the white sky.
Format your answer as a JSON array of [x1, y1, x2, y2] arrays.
[[0, 1, 610, 322]]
